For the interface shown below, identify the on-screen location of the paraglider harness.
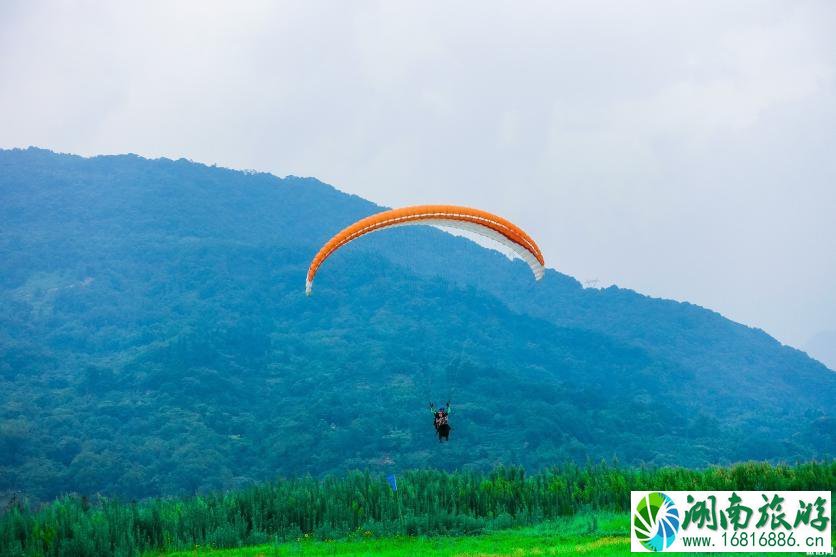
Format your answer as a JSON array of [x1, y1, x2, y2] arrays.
[[430, 402, 451, 431], [434, 411, 448, 429]]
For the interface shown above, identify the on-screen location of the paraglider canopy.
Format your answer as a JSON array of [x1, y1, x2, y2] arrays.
[[305, 205, 545, 295]]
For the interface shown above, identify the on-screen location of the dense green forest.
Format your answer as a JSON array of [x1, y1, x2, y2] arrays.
[[0, 148, 833, 503], [2, 462, 833, 556]]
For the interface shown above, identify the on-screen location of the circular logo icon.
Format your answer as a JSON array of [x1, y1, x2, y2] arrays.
[[634, 492, 680, 551]]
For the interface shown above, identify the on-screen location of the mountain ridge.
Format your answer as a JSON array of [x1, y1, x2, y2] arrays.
[[0, 147, 832, 502]]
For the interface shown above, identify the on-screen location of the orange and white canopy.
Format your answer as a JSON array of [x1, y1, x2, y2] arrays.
[[306, 205, 545, 295]]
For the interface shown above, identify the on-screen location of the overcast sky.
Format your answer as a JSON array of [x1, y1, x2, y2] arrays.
[[1, 1, 834, 364]]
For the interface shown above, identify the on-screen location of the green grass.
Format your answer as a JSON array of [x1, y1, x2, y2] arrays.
[[161, 513, 627, 556], [159, 512, 821, 556]]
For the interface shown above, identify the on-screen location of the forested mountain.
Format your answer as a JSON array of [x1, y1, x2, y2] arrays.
[[0, 148, 833, 502]]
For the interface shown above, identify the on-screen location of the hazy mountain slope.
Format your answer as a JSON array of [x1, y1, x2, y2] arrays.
[[0, 148, 832, 502], [805, 331, 836, 371], [372, 229, 833, 416]]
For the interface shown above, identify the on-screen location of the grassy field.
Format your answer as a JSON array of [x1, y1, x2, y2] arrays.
[[161, 512, 625, 556], [160, 512, 823, 557]]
